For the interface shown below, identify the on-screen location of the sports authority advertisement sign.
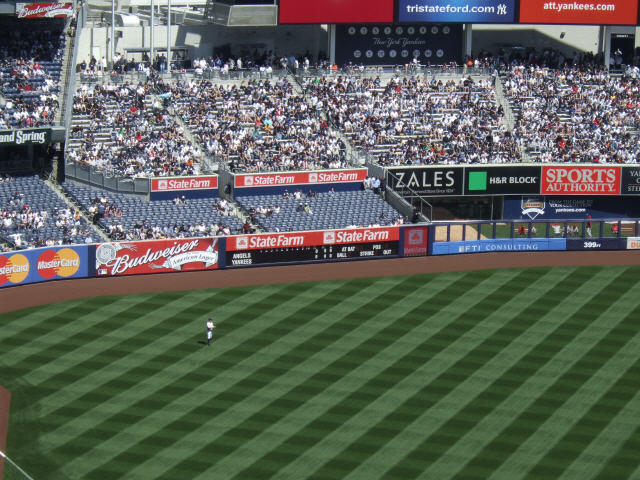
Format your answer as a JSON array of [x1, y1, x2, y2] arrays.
[[541, 166, 621, 195], [16, 2, 74, 18], [150, 176, 218, 193], [387, 167, 464, 196], [234, 169, 367, 189], [399, 0, 516, 23], [0, 128, 51, 145], [621, 167, 640, 195], [279, 0, 393, 23], [465, 166, 541, 195], [336, 24, 463, 67], [519, 0, 638, 25], [95, 238, 219, 276], [0, 246, 88, 288]]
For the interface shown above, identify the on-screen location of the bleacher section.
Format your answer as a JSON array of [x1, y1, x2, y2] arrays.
[[503, 65, 640, 163], [0, 19, 66, 129], [168, 78, 348, 172], [66, 82, 202, 177], [64, 181, 244, 240], [0, 175, 94, 248], [303, 74, 519, 166], [235, 189, 404, 232]]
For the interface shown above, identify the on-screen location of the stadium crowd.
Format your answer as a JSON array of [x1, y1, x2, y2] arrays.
[[67, 81, 202, 177], [0, 19, 66, 129], [168, 77, 348, 172], [303, 74, 519, 165], [1, 175, 94, 249], [504, 63, 640, 163]]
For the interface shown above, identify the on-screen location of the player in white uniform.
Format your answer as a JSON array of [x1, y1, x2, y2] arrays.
[[206, 318, 216, 346]]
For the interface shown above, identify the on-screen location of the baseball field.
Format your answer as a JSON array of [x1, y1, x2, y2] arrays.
[[1, 265, 640, 479]]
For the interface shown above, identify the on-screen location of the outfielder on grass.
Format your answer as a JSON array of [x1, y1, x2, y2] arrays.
[[206, 318, 216, 346]]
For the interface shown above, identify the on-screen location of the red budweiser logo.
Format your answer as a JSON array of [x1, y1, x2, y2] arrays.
[[541, 166, 621, 195], [96, 238, 218, 276], [16, 2, 74, 18]]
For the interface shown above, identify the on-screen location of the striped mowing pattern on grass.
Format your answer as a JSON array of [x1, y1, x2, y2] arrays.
[[1, 266, 639, 480]]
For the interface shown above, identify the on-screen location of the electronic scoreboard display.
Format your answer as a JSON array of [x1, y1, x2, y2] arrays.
[[227, 241, 399, 267]]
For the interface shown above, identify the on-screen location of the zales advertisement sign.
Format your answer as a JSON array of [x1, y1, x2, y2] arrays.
[[387, 167, 463, 196], [541, 166, 621, 195], [96, 238, 218, 276]]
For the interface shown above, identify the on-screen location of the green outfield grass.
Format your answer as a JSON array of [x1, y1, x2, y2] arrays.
[[1, 266, 640, 480]]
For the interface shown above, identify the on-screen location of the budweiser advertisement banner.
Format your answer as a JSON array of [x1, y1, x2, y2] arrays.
[[541, 166, 621, 196], [227, 226, 399, 251], [150, 176, 218, 193], [234, 169, 367, 188], [16, 2, 74, 18], [96, 238, 219, 276]]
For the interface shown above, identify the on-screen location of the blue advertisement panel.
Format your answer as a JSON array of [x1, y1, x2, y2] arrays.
[[399, 0, 516, 23], [504, 196, 640, 221], [0, 245, 89, 288], [565, 238, 623, 251], [432, 238, 566, 255]]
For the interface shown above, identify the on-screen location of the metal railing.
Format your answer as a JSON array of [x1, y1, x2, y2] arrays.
[[65, 161, 151, 194]]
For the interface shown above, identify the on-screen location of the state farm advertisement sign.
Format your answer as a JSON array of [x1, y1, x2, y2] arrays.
[[227, 226, 399, 251], [16, 2, 74, 18], [96, 238, 218, 276], [234, 169, 367, 188], [151, 176, 218, 192], [541, 166, 621, 195], [519, 0, 638, 25]]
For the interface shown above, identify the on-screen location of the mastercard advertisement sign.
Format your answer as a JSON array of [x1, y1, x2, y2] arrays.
[[0, 246, 89, 287]]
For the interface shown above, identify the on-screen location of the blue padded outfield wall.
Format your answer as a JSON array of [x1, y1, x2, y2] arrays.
[[431, 238, 567, 256]]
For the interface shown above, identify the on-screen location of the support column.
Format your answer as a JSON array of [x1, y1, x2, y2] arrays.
[[110, 0, 115, 68], [167, 0, 171, 72], [603, 25, 611, 69], [464, 23, 472, 58], [329, 24, 336, 66], [150, 0, 155, 69]]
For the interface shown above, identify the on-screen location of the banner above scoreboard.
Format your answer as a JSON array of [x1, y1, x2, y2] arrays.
[[519, 0, 639, 26], [399, 0, 516, 23], [279, 0, 640, 25]]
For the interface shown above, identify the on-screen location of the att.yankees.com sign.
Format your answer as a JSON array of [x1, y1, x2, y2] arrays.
[[96, 238, 219, 276]]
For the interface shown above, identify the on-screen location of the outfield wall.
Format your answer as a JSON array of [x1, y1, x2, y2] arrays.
[[2, 220, 640, 289]]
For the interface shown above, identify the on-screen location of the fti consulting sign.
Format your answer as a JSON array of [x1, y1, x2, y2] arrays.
[[399, 0, 515, 23], [465, 166, 541, 195]]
